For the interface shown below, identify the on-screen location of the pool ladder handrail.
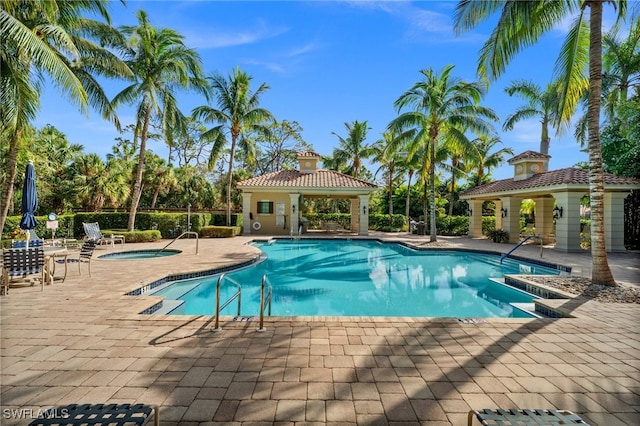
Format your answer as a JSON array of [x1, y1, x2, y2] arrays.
[[500, 235, 543, 264], [212, 273, 242, 331], [257, 274, 273, 332], [156, 231, 199, 256]]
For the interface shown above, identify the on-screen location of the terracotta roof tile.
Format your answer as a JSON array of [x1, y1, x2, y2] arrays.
[[296, 150, 322, 158], [237, 169, 377, 189], [461, 168, 639, 197], [508, 150, 551, 163]]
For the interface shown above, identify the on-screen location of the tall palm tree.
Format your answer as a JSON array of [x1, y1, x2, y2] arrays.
[[192, 67, 273, 226], [503, 80, 563, 155], [0, 0, 130, 233], [111, 10, 207, 232], [331, 120, 373, 179], [454, 0, 627, 285], [72, 153, 129, 211], [370, 132, 407, 225], [468, 135, 514, 188], [390, 65, 498, 242]]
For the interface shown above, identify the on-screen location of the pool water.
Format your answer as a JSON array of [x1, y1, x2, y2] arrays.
[[150, 239, 561, 318], [99, 249, 181, 260]]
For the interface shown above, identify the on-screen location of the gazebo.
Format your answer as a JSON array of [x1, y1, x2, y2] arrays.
[[236, 151, 378, 236], [460, 151, 640, 252]]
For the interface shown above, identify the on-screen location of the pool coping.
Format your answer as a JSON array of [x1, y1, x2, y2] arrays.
[[128, 237, 575, 318]]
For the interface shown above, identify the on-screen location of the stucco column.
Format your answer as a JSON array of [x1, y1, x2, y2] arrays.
[[500, 197, 522, 243], [468, 199, 484, 238], [358, 195, 369, 236], [552, 192, 583, 252], [534, 197, 555, 244], [350, 199, 359, 232], [494, 199, 503, 231], [289, 194, 300, 235], [605, 192, 627, 252], [242, 193, 252, 235]]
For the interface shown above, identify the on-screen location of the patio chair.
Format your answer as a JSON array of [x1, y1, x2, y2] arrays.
[[28, 403, 159, 426], [468, 408, 590, 425], [11, 238, 44, 248], [57, 240, 97, 277], [82, 222, 122, 247], [1, 247, 46, 295]]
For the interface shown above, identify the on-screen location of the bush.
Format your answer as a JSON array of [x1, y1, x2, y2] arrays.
[[488, 229, 509, 243], [368, 214, 407, 231], [199, 226, 242, 238], [100, 230, 161, 243], [482, 216, 496, 236], [437, 216, 469, 236]]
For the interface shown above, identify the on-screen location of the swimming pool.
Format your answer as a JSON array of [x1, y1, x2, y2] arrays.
[[99, 249, 181, 260], [148, 239, 563, 318]]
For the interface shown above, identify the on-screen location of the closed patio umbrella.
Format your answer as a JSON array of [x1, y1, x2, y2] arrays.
[[19, 160, 38, 231]]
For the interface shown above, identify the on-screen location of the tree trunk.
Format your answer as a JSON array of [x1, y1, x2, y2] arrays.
[[226, 136, 237, 226], [406, 170, 413, 234], [388, 165, 393, 226], [448, 164, 456, 217], [128, 106, 151, 232], [587, 0, 616, 286], [0, 128, 21, 235], [429, 139, 437, 242]]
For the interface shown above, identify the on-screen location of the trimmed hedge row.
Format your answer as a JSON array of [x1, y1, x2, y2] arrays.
[[199, 226, 242, 238]]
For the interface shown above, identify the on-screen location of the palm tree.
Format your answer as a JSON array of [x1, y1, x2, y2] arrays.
[[370, 132, 406, 226], [192, 67, 274, 226], [390, 65, 498, 242], [602, 18, 640, 117], [503, 80, 563, 155], [0, 0, 130, 234], [331, 120, 373, 179], [72, 154, 129, 211], [468, 135, 514, 187], [111, 10, 207, 232], [454, 0, 627, 285]]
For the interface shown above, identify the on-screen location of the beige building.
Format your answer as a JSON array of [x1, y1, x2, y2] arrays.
[[237, 151, 378, 236], [460, 151, 640, 252]]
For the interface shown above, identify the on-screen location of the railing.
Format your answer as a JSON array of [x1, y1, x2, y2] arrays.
[[212, 273, 242, 331], [256, 274, 273, 332], [156, 231, 199, 256], [500, 235, 543, 264]]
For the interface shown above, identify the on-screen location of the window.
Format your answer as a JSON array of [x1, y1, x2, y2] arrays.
[[257, 201, 273, 214]]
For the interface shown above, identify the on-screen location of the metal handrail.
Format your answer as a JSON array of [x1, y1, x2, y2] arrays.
[[500, 234, 543, 264], [257, 274, 273, 332], [156, 231, 199, 256], [212, 273, 242, 331]]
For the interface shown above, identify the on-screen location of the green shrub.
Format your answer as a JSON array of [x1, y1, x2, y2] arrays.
[[368, 214, 407, 231], [199, 226, 242, 238], [482, 216, 496, 236], [437, 216, 469, 235], [488, 229, 509, 243]]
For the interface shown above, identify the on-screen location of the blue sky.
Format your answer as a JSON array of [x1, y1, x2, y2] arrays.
[[36, 0, 611, 181]]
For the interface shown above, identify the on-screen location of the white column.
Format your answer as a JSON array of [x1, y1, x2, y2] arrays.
[[358, 195, 369, 236], [494, 199, 503, 231], [500, 197, 522, 243], [289, 193, 300, 235], [552, 192, 583, 252], [350, 199, 359, 233], [604, 192, 627, 252], [468, 199, 484, 238], [242, 193, 252, 235]]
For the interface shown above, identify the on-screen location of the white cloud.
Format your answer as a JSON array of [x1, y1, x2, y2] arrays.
[[504, 120, 541, 145], [185, 19, 289, 49]]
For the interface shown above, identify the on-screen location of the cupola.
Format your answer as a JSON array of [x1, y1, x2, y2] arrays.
[[508, 151, 551, 181], [297, 151, 322, 174]]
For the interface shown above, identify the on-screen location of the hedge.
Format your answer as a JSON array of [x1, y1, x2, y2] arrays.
[[199, 226, 242, 238]]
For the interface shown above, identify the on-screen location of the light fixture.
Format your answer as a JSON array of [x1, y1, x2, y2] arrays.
[[467, 208, 472, 216], [501, 207, 508, 218], [553, 206, 563, 219], [363, 205, 367, 215], [292, 204, 296, 214]]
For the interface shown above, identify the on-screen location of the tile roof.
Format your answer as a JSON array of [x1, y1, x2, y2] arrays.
[[296, 150, 322, 158], [237, 169, 378, 189], [508, 150, 551, 163], [461, 168, 640, 197]]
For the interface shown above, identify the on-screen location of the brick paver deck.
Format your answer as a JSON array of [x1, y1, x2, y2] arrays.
[[1, 235, 638, 425]]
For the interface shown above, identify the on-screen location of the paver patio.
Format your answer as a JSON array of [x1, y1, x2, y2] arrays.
[[1, 234, 639, 425]]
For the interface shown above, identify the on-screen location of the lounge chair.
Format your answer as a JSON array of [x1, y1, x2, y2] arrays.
[[57, 240, 97, 277], [11, 238, 44, 248], [82, 222, 123, 247], [1, 247, 46, 295], [468, 408, 589, 425]]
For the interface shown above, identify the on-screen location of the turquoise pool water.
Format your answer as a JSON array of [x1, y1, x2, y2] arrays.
[[99, 249, 181, 260], [150, 239, 561, 318]]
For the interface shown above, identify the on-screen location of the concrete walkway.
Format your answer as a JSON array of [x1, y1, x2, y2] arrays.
[[1, 235, 638, 425]]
